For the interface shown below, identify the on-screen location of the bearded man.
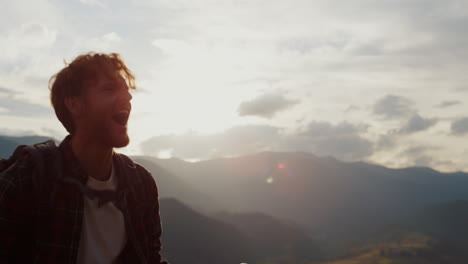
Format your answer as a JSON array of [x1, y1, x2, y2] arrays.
[[0, 52, 169, 264]]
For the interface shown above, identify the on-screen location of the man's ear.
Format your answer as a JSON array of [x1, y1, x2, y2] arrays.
[[64, 96, 83, 117]]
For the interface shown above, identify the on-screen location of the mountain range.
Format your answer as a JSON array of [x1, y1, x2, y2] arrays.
[[2, 135, 468, 263], [144, 152, 468, 251]]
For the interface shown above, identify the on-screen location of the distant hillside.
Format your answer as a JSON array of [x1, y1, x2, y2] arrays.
[[152, 151, 468, 252], [216, 211, 323, 262], [0, 135, 55, 158], [160, 198, 326, 264], [325, 200, 468, 263], [322, 233, 441, 264], [411, 200, 468, 258], [159, 198, 255, 264], [130, 156, 220, 213]]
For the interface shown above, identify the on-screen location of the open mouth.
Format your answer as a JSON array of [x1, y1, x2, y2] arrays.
[[112, 111, 129, 126]]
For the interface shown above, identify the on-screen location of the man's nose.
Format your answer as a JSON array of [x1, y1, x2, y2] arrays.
[[126, 89, 133, 101], [121, 88, 133, 101]]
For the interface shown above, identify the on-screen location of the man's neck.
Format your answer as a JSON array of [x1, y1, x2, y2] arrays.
[[70, 133, 113, 181]]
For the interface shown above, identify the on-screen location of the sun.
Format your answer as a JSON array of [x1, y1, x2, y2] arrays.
[[130, 39, 262, 136]]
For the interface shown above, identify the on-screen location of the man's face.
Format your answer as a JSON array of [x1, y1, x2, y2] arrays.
[[77, 74, 133, 148]]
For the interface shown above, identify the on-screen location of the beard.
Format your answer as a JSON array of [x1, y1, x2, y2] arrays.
[[82, 111, 130, 149]]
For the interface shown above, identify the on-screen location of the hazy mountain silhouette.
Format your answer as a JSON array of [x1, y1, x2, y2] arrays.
[[216, 211, 324, 262], [329, 200, 468, 263], [131, 156, 220, 213], [0, 135, 54, 158], [160, 198, 324, 264], [153, 151, 468, 251], [410, 200, 468, 258], [159, 198, 255, 264]]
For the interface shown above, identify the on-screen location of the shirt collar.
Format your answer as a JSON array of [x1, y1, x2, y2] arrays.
[[59, 135, 142, 191]]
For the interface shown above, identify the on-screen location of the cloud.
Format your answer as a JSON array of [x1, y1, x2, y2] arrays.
[[345, 105, 360, 113], [79, 0, 105, 7], [413, 156, 433, 167], [435, 100, 462, 108], [3, 0, 468, 171], [141, 125, 281, 160], [294, 121, 373, 161], [141, 121, 373, 162], [102, 32, 121, 42], [373, 95, 414, 119], [399, 145, 441, 168], [0, 95, 53, 117], [0, 87, 14, 94], [398, 113, 437, 134], [402, 146, 432, 157], [0, 23, 57, 61], [17, 23, 57, 47], [300, 134, 373, 161], [451, 117, 468, 136], [301, 121, 366, 138], [0, 128, 38, 137], [151, 38, 191, 55], [237, 93, 299, 119], [376, 133, 397, 151], [84, 32, 123, 51], [454, 87, 468, 93], [0, 23, 60, 90]]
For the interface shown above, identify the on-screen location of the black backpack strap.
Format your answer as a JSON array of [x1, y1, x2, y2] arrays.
[[32, 140, 62, 177], [11, 140, 61, 196], [1, 140, 62, 205], [26, 144, 46, 190], [31, 141, 62, 200], [0, 145, 29, 173]]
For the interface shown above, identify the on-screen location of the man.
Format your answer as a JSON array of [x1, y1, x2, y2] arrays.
[[0, 52, 169, 263]]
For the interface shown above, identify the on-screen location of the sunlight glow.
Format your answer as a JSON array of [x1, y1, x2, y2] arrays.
[[129, 37, 272, 136], [157, 149, 173, 159]]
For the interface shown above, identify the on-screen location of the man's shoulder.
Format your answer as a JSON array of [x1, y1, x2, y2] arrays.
[[114, 153, 159, 201], [0, 140, 61, 194], [133, 161, 154, 183], [0, 149, 36, 193], [114, 152, 155, 183]]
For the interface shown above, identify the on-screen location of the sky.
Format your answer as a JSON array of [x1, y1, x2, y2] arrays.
[[1, 0, 468, 172]]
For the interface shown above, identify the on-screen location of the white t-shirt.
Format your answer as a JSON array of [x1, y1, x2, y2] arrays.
[[77, 164, 127, 264]]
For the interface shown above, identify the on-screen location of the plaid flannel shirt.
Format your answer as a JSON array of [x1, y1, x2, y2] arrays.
[[0, 136, 169, 264]]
